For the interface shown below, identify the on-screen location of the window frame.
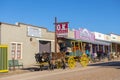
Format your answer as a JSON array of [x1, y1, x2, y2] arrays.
[[10, 42, 22, 59]]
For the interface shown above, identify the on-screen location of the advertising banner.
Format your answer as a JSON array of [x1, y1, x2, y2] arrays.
[[104, 34, 111, 41], [74, 28, 95, 42], [118, 36, 120, 42], [94, 32, 105, 40], [111, 34, 118, 42], [28, 26, 41, 37], [56, 22, 68, 37]]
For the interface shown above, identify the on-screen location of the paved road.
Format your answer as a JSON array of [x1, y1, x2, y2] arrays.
[[0, 61, 120, 80]]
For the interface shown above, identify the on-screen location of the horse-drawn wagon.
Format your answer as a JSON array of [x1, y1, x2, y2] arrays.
[[35, 40, 89, 70]]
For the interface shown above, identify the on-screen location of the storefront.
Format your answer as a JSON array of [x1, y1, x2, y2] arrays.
[[110, 33, 120, 55], [55, 22, 83, 57], [94, 32, 111, 55], [74, 28, 95, 56], [55, 22, 73, 53]]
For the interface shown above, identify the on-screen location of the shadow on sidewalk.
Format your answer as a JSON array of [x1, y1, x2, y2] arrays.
[[22, 65, 51, 72], [88, 61, 120, 69]]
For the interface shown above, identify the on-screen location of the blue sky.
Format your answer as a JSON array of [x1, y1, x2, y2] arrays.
[[0, 0, 120, 34]]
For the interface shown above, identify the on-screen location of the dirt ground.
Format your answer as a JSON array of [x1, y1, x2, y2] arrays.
[[0, 69, 29, 78], [0, 58, 120, 79]]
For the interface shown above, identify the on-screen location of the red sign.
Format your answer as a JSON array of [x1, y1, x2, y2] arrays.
[[56, 22, 68, 37]]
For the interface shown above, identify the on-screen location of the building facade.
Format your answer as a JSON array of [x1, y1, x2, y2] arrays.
[[0, 22, 55, 67], [1, 22, 120, 67]]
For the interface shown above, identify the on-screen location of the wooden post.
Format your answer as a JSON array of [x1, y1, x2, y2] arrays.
[[55, 17, 57, 53], [90, 44, 92, 55], [0, 22, 1, 45], [111, 43, 112, 54], [81, 42, 83, 53], [97, 44, 99, 51], [116, 43, 117, 53]]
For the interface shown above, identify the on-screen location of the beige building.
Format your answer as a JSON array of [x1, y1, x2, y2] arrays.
[[0, 22, 55, 67]]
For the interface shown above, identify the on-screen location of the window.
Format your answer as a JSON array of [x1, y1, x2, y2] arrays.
[[11, 42, 22, 59]]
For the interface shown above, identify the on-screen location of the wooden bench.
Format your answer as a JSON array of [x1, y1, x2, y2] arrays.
[[8, 60, 23, 70]]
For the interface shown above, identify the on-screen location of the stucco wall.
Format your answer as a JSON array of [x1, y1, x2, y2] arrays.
[[1, 23, 55, 67]]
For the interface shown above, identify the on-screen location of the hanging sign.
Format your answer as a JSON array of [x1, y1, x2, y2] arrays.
[[56, 22, 68, 37]]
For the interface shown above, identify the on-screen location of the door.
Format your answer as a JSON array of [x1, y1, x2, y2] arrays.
[[39, 40, 51, 53]]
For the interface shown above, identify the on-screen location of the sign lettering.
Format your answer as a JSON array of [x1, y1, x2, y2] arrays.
[[56, 22, 68, 37]]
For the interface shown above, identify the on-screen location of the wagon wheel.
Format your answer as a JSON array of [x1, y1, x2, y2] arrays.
[[68, 56, 76, 69], [80, 53, 89, 67]]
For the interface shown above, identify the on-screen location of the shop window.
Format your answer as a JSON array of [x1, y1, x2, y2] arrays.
[[11, 42, 22, 59]]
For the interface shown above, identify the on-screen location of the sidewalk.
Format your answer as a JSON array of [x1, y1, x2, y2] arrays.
[[0, 69, 30, 78], [0, 65, 97, 80], [0, 65, 90, 78], [0, 58, 120, 78]]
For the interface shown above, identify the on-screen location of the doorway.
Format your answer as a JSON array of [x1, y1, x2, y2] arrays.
[[39, 40, 51, 53]]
